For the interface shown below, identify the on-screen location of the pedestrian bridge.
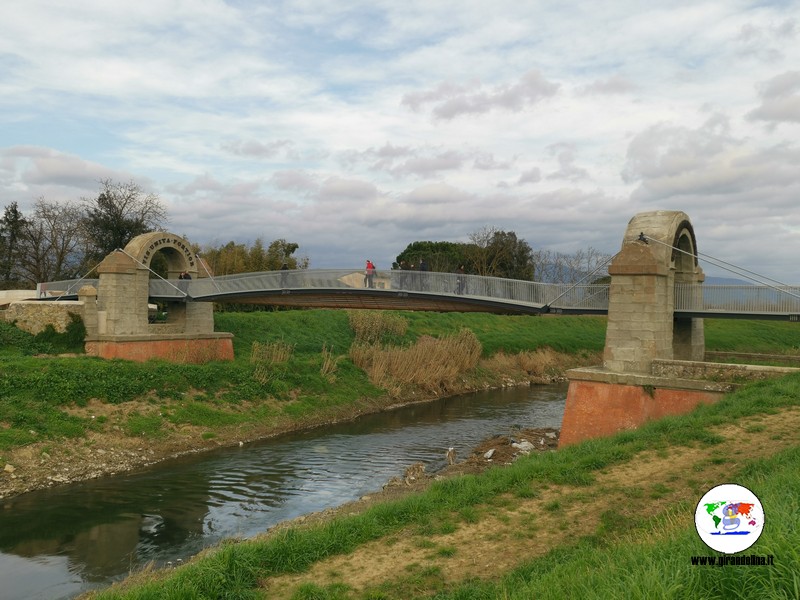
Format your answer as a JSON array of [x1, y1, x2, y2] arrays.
[[41, 268, 800, 321], [28, 210, 800, 448]]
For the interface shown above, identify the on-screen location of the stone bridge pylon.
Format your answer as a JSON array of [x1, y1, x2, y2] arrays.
[[603, 210, 705, 373], [560, 210, 720, 447], [81, 232, 233, 363]]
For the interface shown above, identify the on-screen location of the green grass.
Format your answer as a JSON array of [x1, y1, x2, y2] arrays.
[[432, 446, 800, 600], [167, 402, 249, 427], [400, 312, 607, 356], [124, 412, 165, 438], [3, 312, 800, 460], [705, 319, 800, 353], [215, 310, 356, 359], [88, 373, 800, 599]]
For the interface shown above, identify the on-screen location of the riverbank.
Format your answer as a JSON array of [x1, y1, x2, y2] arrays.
[[0, 372, 573, 500], [1, 309, 606, 499], [0, 311, 603, 498], [83, 373, 800, 599], [4, 311, 800, 501]]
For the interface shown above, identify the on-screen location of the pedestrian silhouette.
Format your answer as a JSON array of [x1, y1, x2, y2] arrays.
[[455, 265, 466, 294], [280, 262, 289, 288]]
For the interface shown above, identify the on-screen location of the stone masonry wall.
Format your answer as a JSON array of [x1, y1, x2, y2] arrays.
[[651, 359, 799, 382], [3, 301, 84, 335]]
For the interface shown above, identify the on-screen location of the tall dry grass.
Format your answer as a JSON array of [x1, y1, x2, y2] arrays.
[[347, 310, 408, 344], [481, 347, 588, 381], [319, 344, 342, 383], [251, 340, 295, 383], [349, 329, 482, 395]]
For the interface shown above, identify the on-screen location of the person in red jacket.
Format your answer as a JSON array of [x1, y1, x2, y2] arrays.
[[365, 260, 376, 288]]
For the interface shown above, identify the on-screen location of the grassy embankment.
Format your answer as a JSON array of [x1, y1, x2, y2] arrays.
[[1, 312, 800, 456], [3, 311, 800, 598], [0, 310, 604, 455], [85, 361, 800, 599]]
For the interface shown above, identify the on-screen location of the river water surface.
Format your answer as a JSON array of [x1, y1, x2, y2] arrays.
[[0, 383, 566, 599]]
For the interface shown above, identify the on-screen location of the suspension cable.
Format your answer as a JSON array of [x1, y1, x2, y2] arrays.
[[195, 252, 221, 292], [639, 233, 800, 301], [117, 248, 188, 297], [50, 262, 102, 301], [543, 250, 619, 311]]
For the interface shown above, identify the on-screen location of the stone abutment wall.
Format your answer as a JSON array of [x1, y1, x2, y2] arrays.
[[3, 301, 85, 335]]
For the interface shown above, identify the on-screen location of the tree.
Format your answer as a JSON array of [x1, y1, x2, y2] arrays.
[[0, 202, 28, 287], [531, 246, 611, 283], [15, 198, 85, 285], [81, 179, 168, 267], [464, 227, 534, 279], [264, 239, 306, 271], [488, 230, 534, 280], [200, 238, 307, 276], [395, 241, 466, 272]]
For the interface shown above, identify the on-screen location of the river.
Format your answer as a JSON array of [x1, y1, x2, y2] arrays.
[[0, 383, 566, 599]]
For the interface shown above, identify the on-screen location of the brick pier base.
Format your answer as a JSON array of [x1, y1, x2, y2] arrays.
[[86, 334, 234, 364], [559, 367, 728, 447]]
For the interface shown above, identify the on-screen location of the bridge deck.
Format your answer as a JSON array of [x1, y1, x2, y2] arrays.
[[37, 270, 800, 320]]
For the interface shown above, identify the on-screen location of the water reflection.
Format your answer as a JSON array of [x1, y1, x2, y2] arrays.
[[0, 384, 565, 599]]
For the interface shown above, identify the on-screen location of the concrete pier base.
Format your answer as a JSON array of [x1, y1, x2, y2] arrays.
[[559, 367, 731, 447], [86, 333, 234, 364]]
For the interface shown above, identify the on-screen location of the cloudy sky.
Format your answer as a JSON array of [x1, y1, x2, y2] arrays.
[[1, 1, 799, 281]]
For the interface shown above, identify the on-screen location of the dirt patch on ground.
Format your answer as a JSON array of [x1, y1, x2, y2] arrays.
[[260, 408, 800, 598]]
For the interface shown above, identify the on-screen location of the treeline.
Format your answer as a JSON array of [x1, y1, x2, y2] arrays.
[[395, 226, 611, 284], [0, 180, 167, 289], [2, 181, 609, 289], [198, 239, 308, 276], [0, 180, 306, 289]]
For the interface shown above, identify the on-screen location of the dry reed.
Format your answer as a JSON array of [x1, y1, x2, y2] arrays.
[[347, 310, 408, 344], [481, 347, 570, 380], [349, 328, 481, 394], [320, 344, 342, 383], [251, 340, 295, 383]]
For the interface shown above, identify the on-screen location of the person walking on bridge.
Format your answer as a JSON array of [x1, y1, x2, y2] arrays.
[[280, 262, 290, 288], [365, 260, 376, 288], [455, 264, 466, 295], [418, 258, 428, 291]]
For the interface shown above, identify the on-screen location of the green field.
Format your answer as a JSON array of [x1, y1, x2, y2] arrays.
[[2, 312, 800, 453], [3, 311, 800, 598]]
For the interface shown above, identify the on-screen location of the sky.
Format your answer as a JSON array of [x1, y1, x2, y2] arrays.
[[1, 1, 799, 282]]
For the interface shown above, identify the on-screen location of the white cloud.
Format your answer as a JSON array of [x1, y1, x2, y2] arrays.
[[401, 70, 560, 119], [0, 1, 799, 280], [579, 75, 638, 96], [747, 71, 800, 124]]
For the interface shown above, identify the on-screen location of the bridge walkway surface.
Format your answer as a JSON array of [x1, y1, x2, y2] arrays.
[[38, 269, 800, 320]]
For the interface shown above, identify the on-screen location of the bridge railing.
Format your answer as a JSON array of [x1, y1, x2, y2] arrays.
[[170, 269, 612, 311], [675, 283, 800, 314], [37, 279, 100, 298], [33, 274, 800, 317], [37, 270, 613, 312]]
